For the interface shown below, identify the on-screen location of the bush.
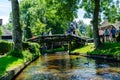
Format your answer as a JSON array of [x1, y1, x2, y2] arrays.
[[0, 40, 13, 55], [23, 42, 41, 57], [116, 36, 120, 42], [29, 43, 40, 56], [8, 50, 23, 58], [0, 41, 41, 57]]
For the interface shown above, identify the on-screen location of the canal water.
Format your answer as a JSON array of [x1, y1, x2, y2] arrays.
[[14, 52, 120, 80]]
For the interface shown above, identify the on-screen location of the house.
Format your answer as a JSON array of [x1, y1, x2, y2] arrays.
[[100, 20, 120, 30]]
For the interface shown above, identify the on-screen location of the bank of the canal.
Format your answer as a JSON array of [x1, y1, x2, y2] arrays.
[[13, 52, 120, 80], [0, 42, 41, 80], [0, 55, 39, 80], [72, 42, 120, 61]]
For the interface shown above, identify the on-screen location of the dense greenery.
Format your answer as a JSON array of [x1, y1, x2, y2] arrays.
[[73, 42, 120, 57], [0, 40, 13, 55], [88, 43, 120, 56], [0, 40, 40, 56], [0, 42, 41, 76], [18, 0, 80, 39], [0, 50, 36, 76], [77, 20, 93, 38], [79, 0, 120, 48]]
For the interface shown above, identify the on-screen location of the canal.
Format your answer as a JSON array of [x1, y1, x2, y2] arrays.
[[13, 52, 120, 80]]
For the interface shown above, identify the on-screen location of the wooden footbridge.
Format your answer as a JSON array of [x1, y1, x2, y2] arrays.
[[27, 34, 87, 53]]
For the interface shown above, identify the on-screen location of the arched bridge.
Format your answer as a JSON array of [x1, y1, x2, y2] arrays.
[[27, 34, 87, 53]]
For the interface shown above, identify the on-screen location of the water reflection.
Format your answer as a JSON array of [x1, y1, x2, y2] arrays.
[[13, 52, 120, 80]]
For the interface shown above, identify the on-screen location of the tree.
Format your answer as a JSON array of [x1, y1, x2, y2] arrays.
[[11, 0, 22, 51], [92, 0, 100, 48], [80, 0, 116, 48], [19, 0, 80, 36], [77, 20, 86, 36], [86, 25, 93, 38]]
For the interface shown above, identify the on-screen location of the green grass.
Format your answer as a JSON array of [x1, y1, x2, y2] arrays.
[[72, 42, 120, 56], [73, 43, 95, 54], [0, 50, 34, 76], [0, 56, 23, 76]]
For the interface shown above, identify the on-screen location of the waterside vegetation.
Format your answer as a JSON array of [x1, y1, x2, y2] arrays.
[[73, 42, 120, 60], [0, 40, 41, 77]]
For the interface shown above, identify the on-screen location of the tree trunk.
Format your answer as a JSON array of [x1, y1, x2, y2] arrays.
[[93, 0, 101, 48], [11, 0, 22, 51]]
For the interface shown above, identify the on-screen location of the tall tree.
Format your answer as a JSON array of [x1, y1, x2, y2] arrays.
[[11, 0, 22, 51], [93, 0, 100, 48], [19, 0, 80, 36], [80, 0, 116, 48]]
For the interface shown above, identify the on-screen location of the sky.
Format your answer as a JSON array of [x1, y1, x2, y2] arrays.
[[0, 0, 11, 25], [0, 0, 91, 25]]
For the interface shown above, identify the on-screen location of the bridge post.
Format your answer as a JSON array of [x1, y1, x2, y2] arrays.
[[68, 41, 71, 54]]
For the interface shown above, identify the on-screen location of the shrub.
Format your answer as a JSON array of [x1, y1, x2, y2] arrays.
[[22, 50, 33, 61], [8, 50, 23, 58], [22, 42, 29, 50], [0, 40, 13, 55], [0, 40, 41, 57], [28, 43, 40, 56], [23, 42, 41, 57]]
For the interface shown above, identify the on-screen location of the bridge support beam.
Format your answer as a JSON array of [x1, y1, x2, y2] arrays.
[[68, 41, 71, 54]]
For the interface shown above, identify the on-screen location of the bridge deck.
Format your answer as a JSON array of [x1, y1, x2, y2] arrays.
[[27, 34, 86, 43], [27, 34, 87, 54]]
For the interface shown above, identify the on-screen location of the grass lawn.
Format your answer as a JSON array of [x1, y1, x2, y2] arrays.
[[0, 56, 24, 76], [73, 43, 95, 54], [0, 50, 34, 76], [72, 42, 120, 56]]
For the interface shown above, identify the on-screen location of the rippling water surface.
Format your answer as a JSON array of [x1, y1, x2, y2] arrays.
[[13, 52, 120, 80]]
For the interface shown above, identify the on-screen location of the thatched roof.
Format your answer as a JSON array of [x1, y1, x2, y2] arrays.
[[100, 20, 120, 30]]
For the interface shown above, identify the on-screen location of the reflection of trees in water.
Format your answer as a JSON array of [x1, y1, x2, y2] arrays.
[[94, 59, 120, 68], [42, 56, 96, 71]]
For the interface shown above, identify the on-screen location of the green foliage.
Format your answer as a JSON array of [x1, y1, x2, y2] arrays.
[[29, 43, 40, 56], [73, 42, 120, 57], [5, 23, 13, 31], [24, 27, 32, 39], [8, 50, 23, 58], [0, 40, 13, 55], [22, 42, 41, 56], [80, 0, 119, 23], [77, 20, 86, 36], [86, 25, 93, 38], [0, 41, 41, 76], [19, 0, 80, 36], [0, 40, 41, 57], [22, 50, 33, 61], [0, 26, 3, 36], [0, 50, 35, 76]]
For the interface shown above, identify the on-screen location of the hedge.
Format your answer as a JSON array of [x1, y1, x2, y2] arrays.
[[0, 40, 13, 55], [0, 40, 41, 56]]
